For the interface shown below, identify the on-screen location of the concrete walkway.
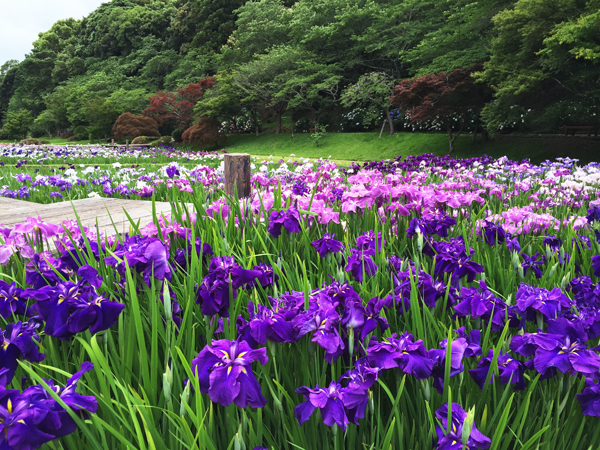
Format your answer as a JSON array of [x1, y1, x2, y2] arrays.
[[0, 197, 188, 235]]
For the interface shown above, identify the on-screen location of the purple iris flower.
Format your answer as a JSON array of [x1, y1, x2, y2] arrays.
[[173, 239, 213, 271], [592, 255, 600, 278], [455, 327, 482, 358], [429, 338, 469, 394], [166, 165, 180, 178], [469, 349, 526, 391], [30, 266, 125, 339], [292, 303, 345, 363], [515, 284, 572, 321], [586, 206, 600, 224], [250, 263, 279, 288], [339, 358, 380, 424], [434, 403, 491, 450], [0, 362, 97, 449], [577, 379, 600, 417], [104, 236, 172, 285], [510, 332, 600, 379], [0, 280, 32, 318], [311, 233, 344, 258], [191, 339, 268, 408], [356, 231, 383, 252], [407, 215, 456, 238], [480, 221, 506, 246], [505, 232, 521, 252], [542, 235, 562, 250], [366, 332, 433, 379], [295, 381, 352, 431], [0, 321, 45, 384], [520, 253, 546, 279], [384, 267, 440, 311], [427, 238, 484, 285], [346, 248, 378, 282], [454, 282, 511, 331], [25, 253, 70, 289], [267, 206, 302, 238], [196, 256, 261, 316], [243, 301, 295, 345]]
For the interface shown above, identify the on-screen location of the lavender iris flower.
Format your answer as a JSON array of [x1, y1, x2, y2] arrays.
[[434, 403, 491, 450], [267, 207, 302, 238], [191, 339, 268, 408], [469, 349, 526, 391], [311, 233, 344, 258]]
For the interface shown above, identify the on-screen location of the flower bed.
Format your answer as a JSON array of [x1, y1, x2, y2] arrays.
[[1, 152, 600, 449]]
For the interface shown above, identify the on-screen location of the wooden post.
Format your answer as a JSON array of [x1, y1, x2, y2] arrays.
[[111, 139, 115, 145], [25, 138, 29, 145], [126, 140, 129, 149], [224, 153, 251, 199]]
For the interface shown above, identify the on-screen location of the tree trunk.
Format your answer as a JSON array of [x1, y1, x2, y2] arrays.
[[276, 112, 282, 134], [386, 110, 394, 135], [447, 124, 454, 153], [379, 120, 387, 138]]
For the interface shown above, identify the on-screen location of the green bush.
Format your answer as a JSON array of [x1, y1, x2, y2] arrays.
[[131, 136, 149, 145]]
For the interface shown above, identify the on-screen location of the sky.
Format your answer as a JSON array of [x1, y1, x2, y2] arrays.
[[0, 0, 105, 64]]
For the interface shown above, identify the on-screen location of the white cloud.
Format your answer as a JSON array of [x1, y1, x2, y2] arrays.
[[0, 0, 105, 64]]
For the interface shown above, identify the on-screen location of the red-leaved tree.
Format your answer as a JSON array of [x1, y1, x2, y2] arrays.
[[391, 64, 490, 152], [144, 77, 216, 131]]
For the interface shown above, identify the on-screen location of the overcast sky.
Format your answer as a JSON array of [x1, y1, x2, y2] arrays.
[[0, 0, 105, 64]]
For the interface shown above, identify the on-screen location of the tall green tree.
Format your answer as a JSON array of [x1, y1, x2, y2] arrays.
[[2, 110, 33, 139], [478, 0, 600, 132]]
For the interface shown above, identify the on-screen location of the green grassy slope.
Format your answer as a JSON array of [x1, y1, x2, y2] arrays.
[[222, 132, 600, 165]]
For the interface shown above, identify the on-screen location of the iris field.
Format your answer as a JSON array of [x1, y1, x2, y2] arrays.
[[1, 144, 600, 449]]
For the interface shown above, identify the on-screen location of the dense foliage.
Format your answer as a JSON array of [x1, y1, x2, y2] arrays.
[[1, 0, 598, 142]]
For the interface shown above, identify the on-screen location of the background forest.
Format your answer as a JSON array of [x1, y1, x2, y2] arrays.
[[0, 0, 598, 143]]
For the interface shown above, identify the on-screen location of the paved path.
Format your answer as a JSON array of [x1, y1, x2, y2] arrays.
[[0, 197, 188, 235]]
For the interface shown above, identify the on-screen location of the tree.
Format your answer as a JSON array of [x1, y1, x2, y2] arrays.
[[82, 97, 119, 139], [0, 60, 19, 84], [182, 117, 226, 148], [144, 78, 216, 131], [2, 110, 33, 139], [194, 73, 255, 135], [477, 0, 600, 132], [34, 109, 60, 137], [341, 72, 396, 135], [233, 46, 301, 134], [391, 64, 490, 152], [112, 113, 160, 141]]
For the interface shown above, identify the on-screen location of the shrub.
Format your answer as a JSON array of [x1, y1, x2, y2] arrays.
[[182, 117, 226, 148], [131, 136, 149, 145], [73, 125, 88, 141], [60, 131, 74, 139], [20, 137, 40, 145], [151, 136, 175, 146], [112, 113, 160, 141], [171, 128, 184, 142]]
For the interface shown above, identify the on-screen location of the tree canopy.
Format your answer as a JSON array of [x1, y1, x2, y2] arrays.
[[0, 0, 597, 140]]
